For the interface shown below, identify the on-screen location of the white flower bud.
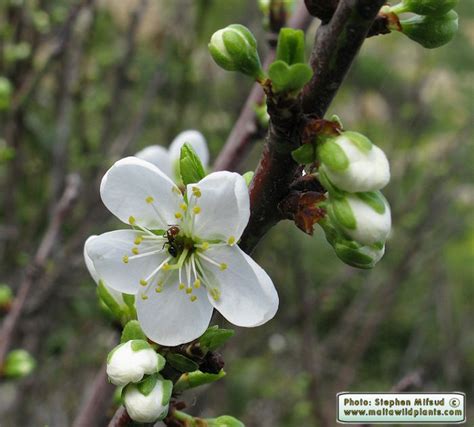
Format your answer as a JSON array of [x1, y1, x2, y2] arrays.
[[106, 340, 162, 386], [328, 191, 391, 246], [318, 131, 390, 192], [123, 377, 172, 423]]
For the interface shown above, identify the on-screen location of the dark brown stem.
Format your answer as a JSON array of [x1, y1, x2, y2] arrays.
[[107, 406, 132, 427], [239, 0, 386, 253], [0, 174, 80, 368]]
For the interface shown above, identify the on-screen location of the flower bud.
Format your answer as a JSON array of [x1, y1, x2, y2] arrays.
[[106, 340, 164, 386], [123, 376, 172, 423], [399, 10, 458, 49], [333, 240, 386, 269], [392, 0, 457, 17], [318, 131, 390, 193], [3, 349, 36, 378], [208, 415, 245, 427], [328, 191, 391, 246], [0, 283, 13, 309], [209, 24, 264, 80]]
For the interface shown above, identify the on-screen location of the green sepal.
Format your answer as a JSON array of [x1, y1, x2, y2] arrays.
[[136, 374, 158, 396], [292, 143, 315, 164], [333, 242, 378, 269], [400, 10, 458, 49], [97, 281, 123, 320], [328, 196, 356, 230], [276, 27, 306, 65], [355, 191, 387, 215], [122, 293, 136, 318], [107, 342, 125, 364], [268, 60, 312, 94], [174, 369, 226, 392], [160, 378, 173, 405], [242, 171, 254, 186], [130, 339, 152, 352], [342, 131, 373, 153], [395, 0, 458, 16], [199, 325, 235, 352], [318, 168, 344, 198], [317, 140, 349, 171], [166, 353, 199, 373], [208, 415, 245, 427], [121, 320, 147, 343], [179, 143, 206, 186]]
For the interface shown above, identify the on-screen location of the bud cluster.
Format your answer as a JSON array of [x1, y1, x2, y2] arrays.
[[388, 0, 458, 48], [316, 130, 392, 269]]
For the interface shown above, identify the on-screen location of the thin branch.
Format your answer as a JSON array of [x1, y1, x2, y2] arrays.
[[0, 174, 81, 368]]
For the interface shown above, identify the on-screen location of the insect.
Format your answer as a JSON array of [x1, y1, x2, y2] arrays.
[[164, 225, 181, 257]]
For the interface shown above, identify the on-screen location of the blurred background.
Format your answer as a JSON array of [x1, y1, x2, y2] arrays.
[[0, 0, 472, 426]]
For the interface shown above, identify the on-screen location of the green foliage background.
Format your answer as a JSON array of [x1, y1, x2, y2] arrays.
[[0, 0, 472, 426]]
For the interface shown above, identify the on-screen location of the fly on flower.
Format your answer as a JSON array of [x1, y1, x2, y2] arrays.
[[85, 157, 278, 346]]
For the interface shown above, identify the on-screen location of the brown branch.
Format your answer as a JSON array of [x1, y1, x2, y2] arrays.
[[107, 406, 132, 427], [0, 174, 81, 368], [213, 1, 313, 172], [239, 0, 386, 253]]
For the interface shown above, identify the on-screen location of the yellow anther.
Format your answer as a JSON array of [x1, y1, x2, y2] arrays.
[[179, 283, 185, 290], [145, 196, 154, 204], [193, 279, 201, 289], [162, 263, 170, 271], [192, 186, 201, 197], [219, 263, 228, 271], [140, 279, 147, 286], [141, 294, 148, 300], [175, 212, 183, 219], [227, 236, 236, 246], [201, 242, 209, 250], [128, 216, 136, 225], [192, 206, 201, 214], [210, 288, 221, 301], [157, 280, 163, 287], [132, 247, 139, 255], [180, 203, 187, 211], [134, 236, 143, 245], [122, 255, 129, 264], [190, 295, 197, 302], [185, 288, 193, 294], [155, 287, 163, 293]]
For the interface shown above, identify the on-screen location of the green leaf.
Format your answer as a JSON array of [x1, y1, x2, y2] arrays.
[[242, 171, 254, 186], [179, 143, 206, 186], [97, 281, 123, 319], [121, 320, 147, 343], [136, 374, 158, 396], [276, 27, 305, 65], [199, 325, 235, 351], [355, 191, 387, 215], [292, 143, 315, 164], [317, 140, 349, 171], [174, 370, 226, 392], [130, 339, 152, 352], [166, 353, 199, 373], [268, 60, 312, 94]]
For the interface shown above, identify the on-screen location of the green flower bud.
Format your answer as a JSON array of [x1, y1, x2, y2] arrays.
[[0, 77, 13, 111], [209, 24, 264, 80], [399, 10, 458, 49], [3, 349, 36, 379], [391, 0, 458, 17], [208, 415, 245, 427], [0, 283, 13, 308]]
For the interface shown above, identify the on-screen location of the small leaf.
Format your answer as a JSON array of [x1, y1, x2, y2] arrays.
[[136, 374, 158, 396], [268, 60, 312, 93], [292, 143, 315, 164], [199, 326, 235, 352], [242, 171, 254, 186], [166, 353, 199, 373], [179, 143, 206, 186], [97, 281, 123, 319], [276, 28, 305, 65], [121, 320, 147, 343], [161, 379, 173, 405], [174, 370, 226, 392]]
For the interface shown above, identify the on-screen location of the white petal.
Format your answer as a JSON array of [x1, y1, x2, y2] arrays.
[[100, 156, 183, 229], [169, 130, 209, 168], [135, 145, 173, 179], [124, 381, 168, 423], [187, 171, 249, 243], [84, 235, 126, 306], [136, 272, 213, 346], [200, 245, 278, 327], [87, 229, 170, 295]]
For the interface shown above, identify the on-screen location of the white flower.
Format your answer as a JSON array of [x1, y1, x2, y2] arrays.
[[135, 130, 209, 180], [318, 131, 390, 193], [85, 157, 278, 346], [106, 340, 162, 386], [84, 235, 128, 309], [328, 191, 391, 246], [123, 378, 171, 423]]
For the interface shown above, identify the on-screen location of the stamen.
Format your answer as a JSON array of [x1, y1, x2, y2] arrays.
[[192, 206, 201, 214], [144, 256, 172, 283], [134, 236, 143, 245], [155, 287, 163, 293], [193, 279, 201, 289], [179, 283, 185, 290], [175, 212, 183, 219], [128, 216, 136, 225], [180, 203, 187, 211], [210, 287, 221, 301], [122, 255, 129, 264], [132, 247, 139, 255], [196, 242, 209, 250], [140, 279, 148, 286], [128, 248, 163, 260], [190, 295, 197, 302], [145, 196, 154, 204], [197, 252, 226, 270], [191, 186, 201, 197], [219, 263, 228, 271], [227, 236, 236, 246], [141, 294, 148, 300], [185, 288, 193, 294]]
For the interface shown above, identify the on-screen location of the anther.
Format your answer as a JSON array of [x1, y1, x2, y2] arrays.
[[175, 212, 183, 219], [192, 206, 201, 214], [122, 255, 129, 264], [141, 294, 148, 300], [155, 287, 162, 293], [140, 279, 147, 286], [134, 236, 143, 245], [185, 288, 193, 294], [162, 263, 170, 271], [193, 279, 201, 288], [227, 236, 236, 245], [180, 203, 187, 211], [179, 283, 185, 290], [219, 263, 228, 271], [132, 247, 139, 255], [190, 295, 197, 302], [145, 196, 154, 204], [201, 242, 209, 250], [192, 187, 201, 197], [128, 216, 136, 225]]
